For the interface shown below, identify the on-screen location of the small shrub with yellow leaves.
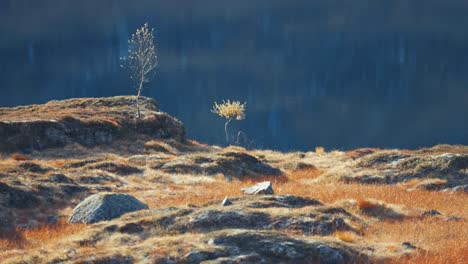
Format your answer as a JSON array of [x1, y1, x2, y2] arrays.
[[335, 231, 356, 243], [211, 100, 246, 142]]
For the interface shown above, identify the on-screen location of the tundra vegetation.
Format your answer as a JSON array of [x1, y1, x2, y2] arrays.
[[0, 98, 466, 263], [211, 100, 246, 143]]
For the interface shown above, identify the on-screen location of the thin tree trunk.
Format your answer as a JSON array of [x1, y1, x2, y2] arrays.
[[224, 118, 232, 143], [136, 87, 142, 118], [136, 74, 144, 118]]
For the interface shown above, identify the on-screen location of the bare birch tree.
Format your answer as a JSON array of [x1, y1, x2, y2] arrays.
[[121, 22, 158, 118]]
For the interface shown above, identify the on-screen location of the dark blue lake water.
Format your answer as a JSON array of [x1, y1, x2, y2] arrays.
[[1, 0, 468, 151]]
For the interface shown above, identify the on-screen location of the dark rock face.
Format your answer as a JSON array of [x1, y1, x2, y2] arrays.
[[68, 193, 149, 224], [0, 96, 185, 152], [0, 182, 39, 209], [78, 175, 120, 185], [18, 162, 52, 174], [188, 210, 271, 231], [49, 173, 74, 184], [0, 182, 40, 232], [0, 205, 16, 233]]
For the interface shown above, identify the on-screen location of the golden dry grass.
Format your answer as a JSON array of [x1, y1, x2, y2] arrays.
[[345, 148, 380, 159], [135, 171, 466, 264], [335, 231, 356, 243], [374, 220, 468, 264], [0, 220, 85, 260], [0, 153, 466, 263], [0, 96, 153, 127], [287, 167, 324, 181]]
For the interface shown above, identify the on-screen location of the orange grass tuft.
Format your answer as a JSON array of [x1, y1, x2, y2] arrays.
[[345, 148, 379, 159], [11, 153, 30, 161], [335, 231, 356, 243], [288, 167, 323, 180], [0, 220, 85, 253], [357, 199, 381, 210], [370, 219, 468, 264], [52, 160, 65, 167]]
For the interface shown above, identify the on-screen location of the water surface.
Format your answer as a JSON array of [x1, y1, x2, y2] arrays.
[[1, 0, 467, 150]]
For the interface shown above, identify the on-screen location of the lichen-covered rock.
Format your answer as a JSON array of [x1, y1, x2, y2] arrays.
[[68, 193, 149, 224], [241, 181, 274, 195]]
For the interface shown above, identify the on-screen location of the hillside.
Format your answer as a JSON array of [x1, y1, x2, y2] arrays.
[[0, 97, 466, 263], [0, 96, 185, 152]]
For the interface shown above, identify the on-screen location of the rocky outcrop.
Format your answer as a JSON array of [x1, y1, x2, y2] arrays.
[[158, 151, 283, 179], [68, 193, 149, 224], [344, 151, 468, 188], [0, 96, 185, 152], [71, 195, 413, 263], [94, 195, 354, 238]]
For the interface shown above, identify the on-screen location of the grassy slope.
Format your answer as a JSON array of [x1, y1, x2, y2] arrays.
[[0, 144, 466, 263]]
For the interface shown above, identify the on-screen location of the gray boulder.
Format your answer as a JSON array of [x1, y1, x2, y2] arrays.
[[241, 181, 274, 195], [68, 193, 148, 224]]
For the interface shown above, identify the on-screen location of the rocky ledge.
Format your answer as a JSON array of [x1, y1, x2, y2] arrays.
[[0, 96, 185, 152]]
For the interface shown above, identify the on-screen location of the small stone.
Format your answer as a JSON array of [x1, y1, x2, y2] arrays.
[[64, 248, 78, 256], [402, 242, 417, 249], [422, 209, 441, 217], [222, 197, 232, 206], [444, 216, 463, 222], [241, 181, 274, 195]]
